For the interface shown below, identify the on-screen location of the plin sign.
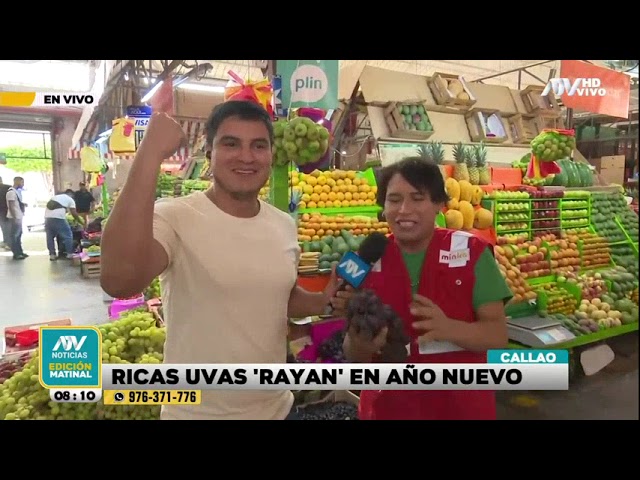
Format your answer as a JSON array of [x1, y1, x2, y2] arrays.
[[541, 78, 607, 97]]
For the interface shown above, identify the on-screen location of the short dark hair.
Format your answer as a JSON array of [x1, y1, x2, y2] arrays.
[[205, 100, 274, 147], [376, 156, 449, 206], [65, 189, 75, 195]]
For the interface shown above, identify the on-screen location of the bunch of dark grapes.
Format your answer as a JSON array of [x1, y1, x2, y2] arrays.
[[317, 329, 346, 362], [297, 402, 359, 420], [346, 289, 410, 363]]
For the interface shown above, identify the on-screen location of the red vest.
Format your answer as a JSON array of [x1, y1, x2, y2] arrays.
[[359, 228, 497, 420]]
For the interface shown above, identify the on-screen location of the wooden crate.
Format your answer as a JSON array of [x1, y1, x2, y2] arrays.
[[81, 261, 101, 279], [520, 85, 560, 116], [383, 101, 434, 140], [508, 114, 540, 144], [428, 72, 477, 108], [465, 108, 508, 143], [534, 115, 565, 132]]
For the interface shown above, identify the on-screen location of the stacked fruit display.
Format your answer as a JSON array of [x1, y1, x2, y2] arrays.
[[590, 192, 628, 243], [273, 117, 330, 167], [514, 245, 552, 279], [0, 310, 165, 420], [443, 178, 493, 231], [561, 191, 590, 229], [610, 244, 638, 277], [599, 266, 639, 301], [297, 213, 389, 243], [396, 104, 434, 133], [155, 173, 210, 199], [537, 283, 578, 315], [487, 189, 530, 234], [300, 229, 369, 271], [576, 231, 611, 269], [494, 245, 538, 304], [557, 271, 607, 302], [546, 235, 581, 274], [294, 169, 377, 210], [496, 233, 529, 245], [617, 208, 639, 240]]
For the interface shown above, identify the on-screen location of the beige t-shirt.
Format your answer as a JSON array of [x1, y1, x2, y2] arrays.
[[153, 191, 300, 420]]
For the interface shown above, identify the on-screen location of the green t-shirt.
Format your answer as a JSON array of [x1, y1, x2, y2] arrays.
[[402, 248, 513, 311]]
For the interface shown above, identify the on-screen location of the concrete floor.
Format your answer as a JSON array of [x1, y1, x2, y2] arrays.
[[1, 231, 638, 420]]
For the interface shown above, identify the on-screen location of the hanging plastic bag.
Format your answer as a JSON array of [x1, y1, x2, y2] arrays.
[[80, 146, 105, 173], [109, 117, 136, 154], [224, 70, 274, 118]]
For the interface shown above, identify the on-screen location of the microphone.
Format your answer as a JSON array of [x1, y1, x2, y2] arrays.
[[335, 231, 388, 289]]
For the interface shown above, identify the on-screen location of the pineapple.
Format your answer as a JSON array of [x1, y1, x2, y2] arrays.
[[475, 142, 490, 185], [466, 147, 479, 185], [453, 142, 470, 182], [430, 141, 447, 179], [416, 143, 433, 163]]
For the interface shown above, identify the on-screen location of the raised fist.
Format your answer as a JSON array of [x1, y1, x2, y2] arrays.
[[139, 113, 186, 162]]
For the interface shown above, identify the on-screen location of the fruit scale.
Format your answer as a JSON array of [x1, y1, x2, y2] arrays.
[[507, 315, 575, 348]]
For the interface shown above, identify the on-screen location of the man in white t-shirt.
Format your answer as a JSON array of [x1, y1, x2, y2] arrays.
[[6, 176, 27, 260], [100, 101, 353, 420], [44, 190, 85, 261]]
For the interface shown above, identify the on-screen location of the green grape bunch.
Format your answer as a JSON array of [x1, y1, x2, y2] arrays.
[[0, 309, 166, 421], [144, 277, 162, 300]]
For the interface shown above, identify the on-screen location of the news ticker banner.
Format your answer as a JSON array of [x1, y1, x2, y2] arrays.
[[0, 91, 95, 107], [40, 327, 569, 404]]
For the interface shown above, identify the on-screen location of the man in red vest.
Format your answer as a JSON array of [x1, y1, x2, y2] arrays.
[[343, 157, 513, 420]]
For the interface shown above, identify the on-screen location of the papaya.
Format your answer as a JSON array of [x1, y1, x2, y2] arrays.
[[445, 209, 464, 230], [445, 178, 460, 202], [458, 180, 473, 202], [457, 200, 475, 230], [470, 185, 484, 206], [473, 208, 493, 229]]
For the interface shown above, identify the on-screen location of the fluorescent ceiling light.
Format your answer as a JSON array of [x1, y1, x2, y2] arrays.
[[177, 83, 225, 93]]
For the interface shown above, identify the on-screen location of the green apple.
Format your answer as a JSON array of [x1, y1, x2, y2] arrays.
[[294, 123, 308, 137], [284, 140, 297, 154], [283, 127, 296, 141], [273, 121, 286, 138], [319, 138, 329, 154], [296, 137, 308, 149], [306, 125, 319, 141], [274, 137, 283, 148], [318, 127, 329, 140], [308, 140, 320, 152]]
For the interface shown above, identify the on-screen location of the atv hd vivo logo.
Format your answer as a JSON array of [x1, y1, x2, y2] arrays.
[[542, 78, 607, 97], [336, 251, 371, 289]]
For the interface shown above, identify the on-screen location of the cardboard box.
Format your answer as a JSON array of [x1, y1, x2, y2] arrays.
[[465, 109, 508, 143], [383, 102, 434, 141], [428, 72, 476, 108], [597, 155, 626, 185], [508, 114, 540, 144], [534, 115, 565, 132], [520, 85, 560, 116]]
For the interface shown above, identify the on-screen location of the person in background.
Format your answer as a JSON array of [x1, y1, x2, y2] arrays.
[[74, 182, 95, 226], [6, 177, 27, 260], [343, 157, 512, 420], [44, 189, 84, 261], [100, 102, 353, 420], [0, 177, 11, 251]]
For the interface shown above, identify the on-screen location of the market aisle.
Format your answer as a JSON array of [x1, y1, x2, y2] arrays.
[[0, 231, 107, 329]]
